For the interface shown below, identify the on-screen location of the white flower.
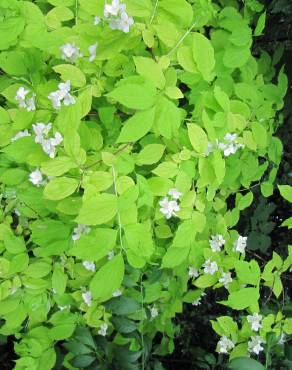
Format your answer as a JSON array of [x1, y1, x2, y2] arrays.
[[48, 91, 62, 109], [203, 259, 218, 275], [83, 261, 96, 272], [15, 87, 29, 102], [15, 87, 36, 111], [278, 332, 286, 345], [82, 291, 92, 306], [150, 305, 158, 318], [72, 224, 91, 241], [32, 122, 52, 143], [104, 0, 124, 17], [159, 197, 180, 219], [60, 43, 81, 63], [188, 266, 199, 278], [247, 313, 262, 332], [224, 133, 237, 142], [108, 250, 114, 260], [29, 169, 44, 187], [104, 0, 134, 33], [217, 336, 235, 354], [168, 188, 182, 200], [205, 142, 213, 156], [98, 323, 108, 336], [88, 43, 98, 62], [112, 289, 122, 297], [11, 130, 31, 142], [118, 11, 134, 33], [26, 95, 36, 111], [192, 292, 205, 306], [234, 235, 247, 253], [248, 336, 265, 355], [48, 80, 75, 109], [209, 234, 225, 252], [94, 16, 100, 25], [219, 271, 233, 289], [50, 132, 63, 146]]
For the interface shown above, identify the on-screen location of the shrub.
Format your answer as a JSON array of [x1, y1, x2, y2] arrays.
[[0, 0, 291, 369]]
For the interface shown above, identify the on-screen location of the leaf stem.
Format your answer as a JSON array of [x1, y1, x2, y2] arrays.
[[112, 165, 125, 251], [150, 0, 159, 25], [166, 22, 196, 57]]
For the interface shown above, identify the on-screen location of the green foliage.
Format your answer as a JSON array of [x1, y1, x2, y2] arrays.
[[0, 0, 291, 369]]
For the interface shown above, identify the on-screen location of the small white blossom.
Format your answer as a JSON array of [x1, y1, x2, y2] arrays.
[[118, 11, 134, 33], [217, 133, 244, 157], [247, 313, 262, 332], [234, 235, 247, 253], [88, 43, 98, 62], [104, 0, 124, 17], [112, 289, 122, 297], [217, 336, 235, 354], [11, 130, 31, 142], [192, 292, 206, 306], [60, 43, 81, 63], [219, 271, 233, 289], [209, 234, 225, 252], [94, 16, 100, 25], [203, 259, 218, 275], [29, 169, 44, 187], [150, 305, 158, 318], [168, 188, 182, 200], [15, 87, 29, 102], [33, 122, 52, 143], [278, 332, 286, 345], [82, 261, 96, 272], [82, 291, 92, 307], [248, 336, 265, 355], [188, 266, 199, 278], [205, 141, 213, 156], [224, 133, 237, 142], [98, 323, 108, 336], [159, 197, 180, 219], [108, 250, 114, 260], [72, 224, 91, 241], [26, 95, 36, 111]]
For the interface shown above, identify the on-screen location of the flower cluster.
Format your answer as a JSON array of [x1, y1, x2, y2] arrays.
[[15, 87, 36, 111], [60, 43, 81, 63], [104, 0, 134, 33], [149, 305, 159, 318], [72, 224, 91, 241], [206, 133, 244, 157], [188, 266, 199, 278], [233, 235, 247, 253], [32, 122, 63, 158], [209, 234, 225, 252], [48, 80, 76, 109], [159, 188, 182, 219]]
